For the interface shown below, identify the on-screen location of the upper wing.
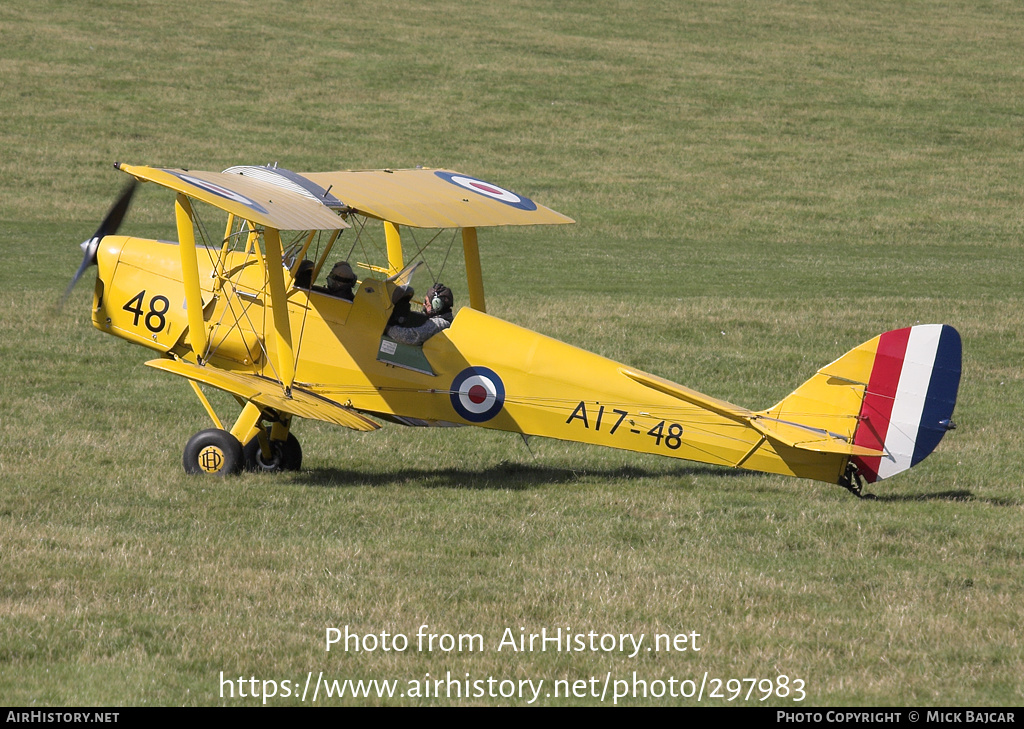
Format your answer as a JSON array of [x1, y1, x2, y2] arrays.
[[116, 163, 350, 231], [118, 163, 571, 229], [301, 168, 575, 228], [146, 359, 380, 432]]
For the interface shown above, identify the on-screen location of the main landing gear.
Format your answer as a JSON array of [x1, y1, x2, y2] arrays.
[[182, 399, 302, 476]]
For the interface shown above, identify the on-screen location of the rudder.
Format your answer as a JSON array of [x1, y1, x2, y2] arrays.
[[760, 324, 961, 485], [851, 324, 961, 483]]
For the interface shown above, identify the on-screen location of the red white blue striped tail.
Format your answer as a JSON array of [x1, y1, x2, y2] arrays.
[[852, 324, 961, 483]]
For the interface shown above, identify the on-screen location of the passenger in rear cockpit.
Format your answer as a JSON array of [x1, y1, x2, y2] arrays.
[[386, 283, 454, 345]]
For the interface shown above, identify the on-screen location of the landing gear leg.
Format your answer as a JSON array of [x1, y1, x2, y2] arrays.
[[242, 411, 303, 472], [838, 461, 875, 500]]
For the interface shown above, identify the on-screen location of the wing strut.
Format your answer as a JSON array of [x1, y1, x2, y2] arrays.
[[462, 227, 486, 312], [385, 221, 404, 276], [263, 227, 296, 393], [175, 194, 210, 359]]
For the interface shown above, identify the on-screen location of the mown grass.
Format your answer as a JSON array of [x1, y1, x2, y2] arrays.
[[1, 0, 1022, 706]]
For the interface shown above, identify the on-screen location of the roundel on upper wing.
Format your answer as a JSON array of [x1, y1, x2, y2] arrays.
[[168, 171, 269, 215], [450, 367, 506, 422], [435, 171, 538, 211]]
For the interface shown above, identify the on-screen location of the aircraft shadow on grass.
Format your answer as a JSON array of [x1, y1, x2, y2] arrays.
[[296, 461, 745, 491], [875, 490, 1019, 507], [295, 468, 1019, 506]]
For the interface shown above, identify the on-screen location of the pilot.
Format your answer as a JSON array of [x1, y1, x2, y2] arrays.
[[293, 260, 315, 289], [326, 261, 357, 300], [386, 282, 454, 345]]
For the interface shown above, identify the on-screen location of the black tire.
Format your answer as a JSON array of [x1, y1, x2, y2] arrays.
[[182, 428, 244, 476], [242, 431, 302, 472]]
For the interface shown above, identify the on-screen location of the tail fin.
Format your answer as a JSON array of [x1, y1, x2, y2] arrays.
[[760, 324, 961, 484]]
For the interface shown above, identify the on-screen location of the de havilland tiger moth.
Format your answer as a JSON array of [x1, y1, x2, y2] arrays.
[[62, 162, 961, 497]]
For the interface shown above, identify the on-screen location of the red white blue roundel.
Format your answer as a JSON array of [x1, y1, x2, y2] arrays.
[[167, 170, 269, 215], [450, 367, 506, 422], [435, 171, 537, 211]]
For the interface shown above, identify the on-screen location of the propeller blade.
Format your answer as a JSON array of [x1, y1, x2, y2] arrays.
[[95, 180, 137, 241], [59, 181, 137, 310], [61, 242, 97, 305]]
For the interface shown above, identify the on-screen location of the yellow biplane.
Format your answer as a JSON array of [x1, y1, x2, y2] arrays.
[[65, 163, 961, 497]]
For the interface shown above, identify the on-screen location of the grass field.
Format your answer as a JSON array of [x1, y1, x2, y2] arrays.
[[1, 0, 1022, 706]]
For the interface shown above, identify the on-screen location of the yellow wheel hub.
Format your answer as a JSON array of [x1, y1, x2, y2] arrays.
[[197, 445, 225, 473]]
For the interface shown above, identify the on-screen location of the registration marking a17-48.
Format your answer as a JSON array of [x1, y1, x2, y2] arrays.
[[565, 400, 684, 451]]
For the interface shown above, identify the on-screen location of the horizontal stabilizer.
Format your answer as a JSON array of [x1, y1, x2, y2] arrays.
[[748, 416, 886, 456], [145, 359, 380, 432]]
